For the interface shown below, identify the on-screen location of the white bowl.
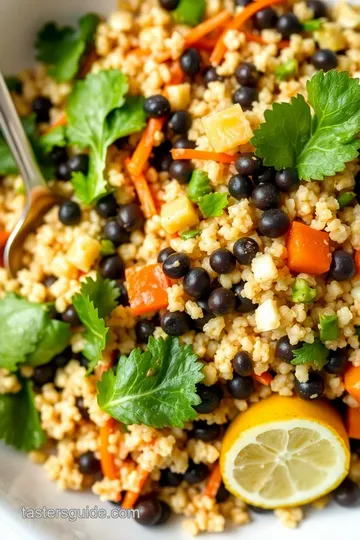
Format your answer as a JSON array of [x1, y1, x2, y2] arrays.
[[0, 1, 358, 539]]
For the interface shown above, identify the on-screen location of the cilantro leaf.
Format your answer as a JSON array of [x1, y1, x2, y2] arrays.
[[252, 95, 311, 171], [198, 193, 228, 218], [319, 313, 339, 342], [276, 59, 298, 81], [0, 294, 70, 371], [100, 239, 116, 256], [0, 380, 46, 451], [72, 275, 119, 373], [252, 70, 360, 181], [67, 70, 145, 204], [302, 19, 323, 32], [173, 0, 206, 26], [39, 126, 67, 153], [292, 278, 316, 303], [338, 192, 356, 210], [180, 230, 201, 240], [35, 14, 99, 82], [187, 170, 211, 202], [97, 337, 204, 428], [291, 338, 329, 370]]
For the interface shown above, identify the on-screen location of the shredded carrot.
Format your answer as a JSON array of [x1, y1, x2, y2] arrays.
[[344, 365, 360, 403], [169, 60, 186, 85], [346, 407, 360, 439], [0, 231, 10, 268], [253, 372, 273, 386], [203, 462, 222, 498], [355, 251, 360, 276], [44, 113, 67, 133], [125, 263, 171, 316], [287, 221, 332, 276], [125, 159, 157, 219], [194, 37, 218, 50], [126, 47, 150, 58], [128, 117, 166, 177], [171, 148, 236, 164], [184, 10, 232, 47], [122, 467, 150, 509], [210, 0, 284, 66], [243, 30, 289, 48]]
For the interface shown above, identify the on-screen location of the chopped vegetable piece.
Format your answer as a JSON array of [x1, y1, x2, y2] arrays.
[[99, 418, 119, 481], [45, 112, 67, 133], [346, 407, 360, 439], [210, 0, 284, 66], [161, 195, 199, 234], [0, 293, 70, 371], [319, 313, 339, 342], [100, 239, 116, 256], [202, 105, 253, 152], [314, 24, 346, 51], [187, 170, 211, 202], [0, 230, 10, 267], [125, 159, 157, 219], [128, 117, 166, 177], [338, 192, 355, 210], [122, 467, 150, 509], [180, 230, 201, 240], [173, 0, 206, 27], [171, 148, 236, 164], [344, 365, 360, 402], [275, 59, 298, 81], [184, 10, 231, 47], [198, 193, 229, 218], [203, 462, 222, 498], [0, 380, 46, 451], [292, 278, 317, 303], [291, 339, 329, 370], [355, 251, 360, 276], [35, 14, 99, 82], [97, 336, 204, 427], [287, 221, 331, 275], [169, 61, 186, 85], [302, 19, 323, 32], [252, 70, 360, 181], [125, 263, 170, 316], [252, 372, 273, 386]]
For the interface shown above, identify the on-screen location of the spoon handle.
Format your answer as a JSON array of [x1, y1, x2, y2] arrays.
[[0, 71, 46, 190]]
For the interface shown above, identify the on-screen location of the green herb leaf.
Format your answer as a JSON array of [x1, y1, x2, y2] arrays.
[[319, 313, 339, 342], [187, 170, 212, 202], [291, 338, 329, 370], [97, 336, 204, 428], [180, 230, 201, 240], [67, 70, 145, 204], [72, 275, 119, 373], [35, 14, 99, 82], [100, 239, 116, 256], [252, 70, 360, 181], [275, 59, 298, 81], [0, 294, 70, 371], [173, 0, 206, 26], [5, 76, 22, 93], [337, 191, 356, 210], [39, 126, 67, 153], [302, 19, 323, 32], [291, 278, 316, 303], [198, 192, 228, 218], [0, 380, 46, 451]]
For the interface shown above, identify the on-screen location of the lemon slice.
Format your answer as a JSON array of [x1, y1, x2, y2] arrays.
[[220, 395, 350, 509]]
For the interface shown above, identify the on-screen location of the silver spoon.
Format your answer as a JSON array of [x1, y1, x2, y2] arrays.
[[0, 71, 60, 277]]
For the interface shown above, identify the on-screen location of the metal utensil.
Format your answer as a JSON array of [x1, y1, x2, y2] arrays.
[[0, 71, 60, 276]]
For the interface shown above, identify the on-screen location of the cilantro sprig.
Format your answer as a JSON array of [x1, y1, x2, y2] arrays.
[[0, 294, 70, 372], [35, 14, 99, 82], [72, 275, 119, 373], [0, 380, 46, 451], [252, 70, 360, 181], [172, 0, 206, 26], [66, 70, 146, 203], [97, 336, 204, 428], [291, 338, 329, 370], [187, 169, 228, 218]]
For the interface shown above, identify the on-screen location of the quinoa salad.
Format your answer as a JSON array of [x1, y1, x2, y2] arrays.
[[1, 0, 360, 535]]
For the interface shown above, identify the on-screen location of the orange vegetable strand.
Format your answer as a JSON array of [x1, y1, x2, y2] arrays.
[[171, 148, 236, 164], [355, 250, 360, 276], [253, 371, 273, 386], [169, 61, 186, 85], [0, 230, 10, 267], [346, 407, 360, 439], [203, 462, 222, 498], [210, 0, 284, 66], [125, 159, 157, 219], [287, 221, 332, 276], [122, 467, 150, 509], [344, 365, 360, 403], [184, 10, 232, 47], [125, 263, 171, 316], [45, 113, 67, 133], [128, 117, 166, 177]]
